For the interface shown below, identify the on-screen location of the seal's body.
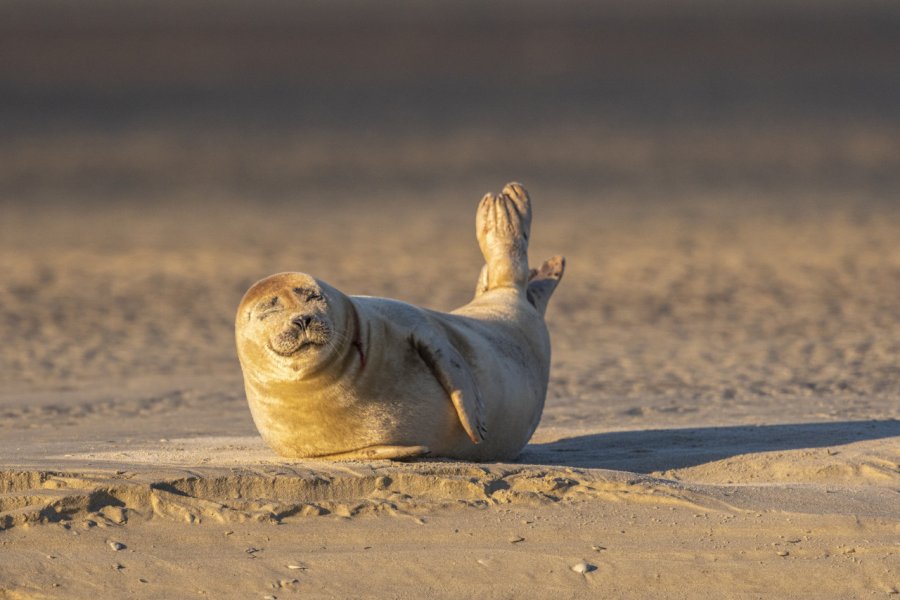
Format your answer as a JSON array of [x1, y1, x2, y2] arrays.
[[235, 183, 564, 460]]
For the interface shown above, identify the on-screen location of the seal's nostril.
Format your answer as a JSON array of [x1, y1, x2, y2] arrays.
[[291, 315, 313, 330]]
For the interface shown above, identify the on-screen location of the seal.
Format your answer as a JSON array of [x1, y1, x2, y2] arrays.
[[235, 182, 564, 460]]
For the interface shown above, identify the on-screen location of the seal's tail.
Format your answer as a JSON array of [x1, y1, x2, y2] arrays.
[[526, 255, 566, 316]]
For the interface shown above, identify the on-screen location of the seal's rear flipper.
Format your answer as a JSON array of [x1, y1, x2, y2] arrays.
[[475, 182, 532, 293], [527, 255, 566, 316], [474, 264, 489, 297], [409, 331, 487, 444]]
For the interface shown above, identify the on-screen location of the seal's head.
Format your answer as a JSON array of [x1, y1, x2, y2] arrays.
[[235, 272, 349, 379]]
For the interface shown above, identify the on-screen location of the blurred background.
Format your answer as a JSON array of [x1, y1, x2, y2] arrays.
[[1, 1, 899, 430], [3, 0, 899, 201]]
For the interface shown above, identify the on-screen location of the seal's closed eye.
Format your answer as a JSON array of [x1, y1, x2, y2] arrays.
[[254, 296, 282, 320], [293, 287, 323, 302]]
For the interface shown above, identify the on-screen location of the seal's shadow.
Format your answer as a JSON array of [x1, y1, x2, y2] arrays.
[[517, 420, 900, 472]]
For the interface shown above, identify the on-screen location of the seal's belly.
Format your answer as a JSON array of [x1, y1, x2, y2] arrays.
[[245, 353, 462, 458]]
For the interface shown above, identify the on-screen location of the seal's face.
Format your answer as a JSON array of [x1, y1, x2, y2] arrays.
[[236, 273, 346, 378]]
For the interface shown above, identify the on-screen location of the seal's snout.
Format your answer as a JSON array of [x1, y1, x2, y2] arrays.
[[270, 328, 302, 356], [266, 311, 332, 358], [291, 314, 313, 330]]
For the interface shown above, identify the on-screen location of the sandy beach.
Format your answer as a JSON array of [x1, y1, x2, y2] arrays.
[[2, 2, 899, 598], [3, 189, 899, 598]]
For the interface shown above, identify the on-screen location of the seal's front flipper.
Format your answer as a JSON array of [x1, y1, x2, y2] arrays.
[[527, 255, 566, 316], [409, 330, 486, 444], [317, 445, 430, 461]]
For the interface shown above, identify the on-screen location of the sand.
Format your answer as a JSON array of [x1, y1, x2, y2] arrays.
[[3, 2, 900, 597]]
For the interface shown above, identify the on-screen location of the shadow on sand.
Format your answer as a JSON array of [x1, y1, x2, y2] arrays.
[[518, 419, 900, 472]]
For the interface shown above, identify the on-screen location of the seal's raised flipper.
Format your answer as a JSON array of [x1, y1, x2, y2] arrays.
[[409, 330, 486, 444], [475, 182, 532, 294], [527, 255, 565, 316]]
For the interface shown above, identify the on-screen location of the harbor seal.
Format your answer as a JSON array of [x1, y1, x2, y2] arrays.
[[235, 182, 564, 460]]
